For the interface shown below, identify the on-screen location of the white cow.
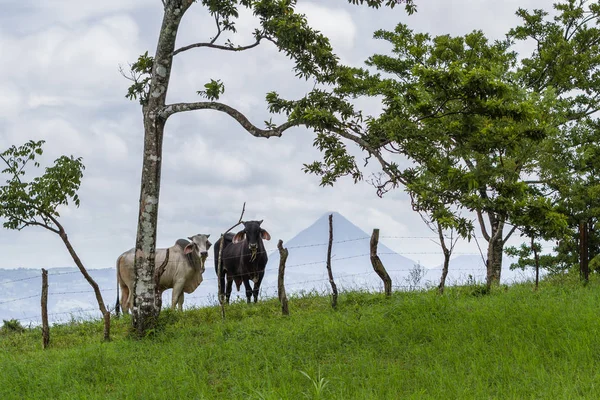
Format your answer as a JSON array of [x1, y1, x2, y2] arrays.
[[116, 234, 211, 313]]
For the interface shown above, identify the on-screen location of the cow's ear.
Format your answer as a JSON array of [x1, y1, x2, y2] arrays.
[[261, 230, 271, 241], [206, 234, 210, 238], [184, 243, 195, 255], [206, 240, 212, 249], [233, 231, 246, 243]]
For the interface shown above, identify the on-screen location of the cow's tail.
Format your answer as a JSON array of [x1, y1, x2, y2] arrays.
[[115, 255, 122, 317]]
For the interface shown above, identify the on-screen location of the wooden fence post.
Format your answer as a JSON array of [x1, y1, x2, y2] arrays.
[[41, 269, 49, 349], [370, 229, 392, 296], [277, 240, 289, 316], [326, 214, 338, 309]]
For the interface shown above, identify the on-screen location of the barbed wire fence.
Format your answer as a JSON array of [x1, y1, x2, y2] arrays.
[[0, 232, 537, 327]]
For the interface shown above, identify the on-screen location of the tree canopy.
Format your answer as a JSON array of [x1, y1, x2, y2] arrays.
[[0, 140, 83, 233], [124, 0, 419, 334], [267, 0, 600, 285], [0, 140, 110, 340]]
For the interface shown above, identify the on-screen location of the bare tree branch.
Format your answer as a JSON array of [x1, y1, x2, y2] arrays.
[[159, 101, 299, 138], [435, 221, 448, 254], [330, 126, 408, 187], [502, 223, 519, 244], [118, 64, 136, 82], [12, 217, 60, 234], [473, 233, 487, 267], [45, 213, 63, 232], [173, 36, 265, 56], [476, 209, 491, 242], [210, 14, 222, 45], [224, 202, 246, 235]]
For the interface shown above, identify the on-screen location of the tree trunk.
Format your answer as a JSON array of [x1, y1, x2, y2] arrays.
[[326, 214, 338, 309], [486, 236, 504, 288], [369, 229, 392, 296], [436, 222, 451, 295], [132, 1, 190, 336], [438, 252, 450, 295], [277, 240, 289, 316], [58, 228, 110, 341], [133, 116, 165, 334], [41, 269, 49, 349], [483, 215, 505, 289], [580, 221, 589, 283], [531, 236, 540, 291]]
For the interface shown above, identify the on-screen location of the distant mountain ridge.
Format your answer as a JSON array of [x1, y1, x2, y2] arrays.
[[260, 212, 419, 297]]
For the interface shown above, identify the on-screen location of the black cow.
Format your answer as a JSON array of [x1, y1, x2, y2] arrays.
[[214, 220, 271, 303]]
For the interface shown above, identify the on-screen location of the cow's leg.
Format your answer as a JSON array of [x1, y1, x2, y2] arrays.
[[177, 293, 184, 311], [172, 282, 184, 310], [225, 277, 234, 304], [242, 278, 253, 304], [121, 285, 130, 315], [253, 273, 264, 303]]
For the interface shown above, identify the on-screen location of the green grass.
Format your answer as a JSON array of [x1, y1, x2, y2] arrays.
[[2, 277, 600, 399]]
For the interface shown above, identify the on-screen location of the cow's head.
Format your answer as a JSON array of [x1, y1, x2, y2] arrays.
[[185, 234, 211, 270], [233, 220, 271, 261]]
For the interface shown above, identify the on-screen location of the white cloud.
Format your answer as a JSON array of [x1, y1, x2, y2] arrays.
[[100, 133, 129, 162], [296, 3, 357, 51], [0, 0, 554, 272], [0, 82, 24, 118], [27, 95, 66, 109], [0, 15, 141, 107], [5, 0, 149, 28], [168, 136, 251, 183]]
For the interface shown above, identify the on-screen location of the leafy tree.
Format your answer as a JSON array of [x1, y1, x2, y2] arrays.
[[506, 196, 570, 289], [123, 0, 416, 334], [535, 120, 600, 277], [0, 140, 111, 341], [509, 0, 600, 275], [280, 24, 562, 288]]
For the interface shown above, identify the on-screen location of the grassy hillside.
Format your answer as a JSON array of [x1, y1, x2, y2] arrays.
[[2, 277, 600, 399]]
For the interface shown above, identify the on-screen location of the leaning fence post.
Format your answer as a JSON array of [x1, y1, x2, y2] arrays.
[[326, 214, 338, 309], [277, 240, 289, 316], [41, 268, 50, 349], [370, 229, 392, 296]]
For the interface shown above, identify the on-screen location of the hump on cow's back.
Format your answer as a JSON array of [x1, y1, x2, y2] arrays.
[[175, 239, 190, 250], [223, 232, 235, 243]]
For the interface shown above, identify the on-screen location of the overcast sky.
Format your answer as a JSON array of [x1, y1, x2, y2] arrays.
[[0, 0, 549, 270]]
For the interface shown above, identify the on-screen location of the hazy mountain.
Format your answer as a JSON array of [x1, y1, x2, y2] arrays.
[[259, 212, 419, 297]]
